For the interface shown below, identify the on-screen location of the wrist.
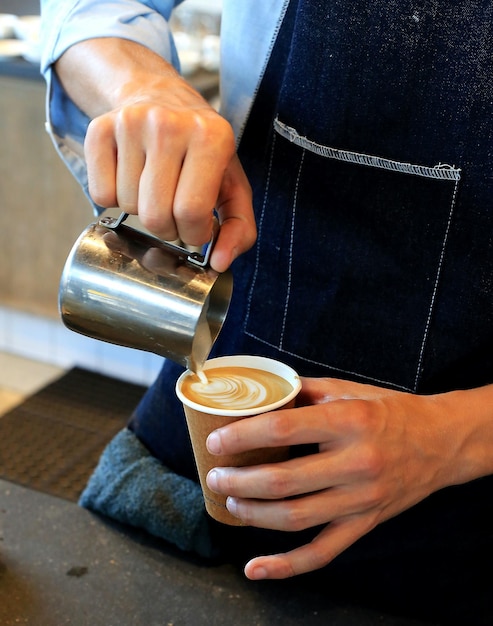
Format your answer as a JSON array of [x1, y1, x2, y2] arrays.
[[56, 37, 183, 117], [429, 385, 493, 487]]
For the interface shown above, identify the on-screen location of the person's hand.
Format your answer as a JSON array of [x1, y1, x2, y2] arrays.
[[57, 39, 256, 272], [205, 377, 483, 580]]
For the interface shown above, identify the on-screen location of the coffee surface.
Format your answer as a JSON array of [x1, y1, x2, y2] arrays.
[[181, 366, 294, 410]]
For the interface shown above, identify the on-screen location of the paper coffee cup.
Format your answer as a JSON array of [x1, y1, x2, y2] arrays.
[[176, 355, 301, 525]]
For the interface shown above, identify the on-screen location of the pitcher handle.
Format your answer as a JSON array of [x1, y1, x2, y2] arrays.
[[98, 211, 218, 268]]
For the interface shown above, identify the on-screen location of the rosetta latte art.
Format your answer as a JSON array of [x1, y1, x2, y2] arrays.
[[182, 366, 294, 410]]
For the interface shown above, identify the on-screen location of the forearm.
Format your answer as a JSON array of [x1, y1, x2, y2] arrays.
[[55, 37, 202, 120]]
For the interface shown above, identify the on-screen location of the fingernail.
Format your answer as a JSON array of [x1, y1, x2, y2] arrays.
[[226, 496, 239, 516], [206, 431, 221, 454], [207, 468, 219, 491]]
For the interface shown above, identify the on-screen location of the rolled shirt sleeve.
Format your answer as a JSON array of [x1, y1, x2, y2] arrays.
[[40, 0, 183, 212]]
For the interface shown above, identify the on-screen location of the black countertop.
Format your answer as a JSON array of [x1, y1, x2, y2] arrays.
[[0, 480, 434, 626]]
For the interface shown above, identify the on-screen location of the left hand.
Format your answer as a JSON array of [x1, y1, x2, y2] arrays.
[[205, 377, 469, 580]]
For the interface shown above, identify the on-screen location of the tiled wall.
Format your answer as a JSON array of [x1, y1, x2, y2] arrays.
[[0, 305, 163, 387]]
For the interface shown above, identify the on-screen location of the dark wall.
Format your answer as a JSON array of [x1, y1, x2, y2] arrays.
[[0, 1, 39, 15]]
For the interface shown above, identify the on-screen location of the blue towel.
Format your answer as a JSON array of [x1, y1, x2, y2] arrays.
[[79, 428, 216, 558]]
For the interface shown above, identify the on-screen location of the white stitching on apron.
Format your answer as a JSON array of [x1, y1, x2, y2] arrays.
[[280, 148, 305, 349], [274, 118, 462, 181], [245, 132, 277, 328], [413, 177, 461, 390], [246, 333, 415, 391]]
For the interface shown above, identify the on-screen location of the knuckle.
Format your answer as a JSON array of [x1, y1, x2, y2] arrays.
[[215, 120, 236, 153], [138, 207, 177, 241], [138, 211, 163, 233], [86, 115, 112, 144], [117, 105, 181, 147], [146, 107, 181, 140], [360, 482, 386, 509], [115, 105, 144, 134], [282, 502, 312, 532], [173, 201, 209, 224], [267, 413, 295, 445], [354, 443, 384, 479], [245, 225, 258, 250], [345, 400, 386, 442], [263, 467, 296, 499], [346, 400, 373, 432], [197, 113, 234, 142], [308, 543, 340, 573], [145, 106, 235, 152], [192, 114, 236, 162]]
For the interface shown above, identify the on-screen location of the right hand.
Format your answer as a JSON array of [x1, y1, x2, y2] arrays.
[[75, 43, 256, 272]]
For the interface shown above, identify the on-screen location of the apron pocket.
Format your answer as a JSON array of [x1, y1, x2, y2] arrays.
[[243, 118, 461, 391]]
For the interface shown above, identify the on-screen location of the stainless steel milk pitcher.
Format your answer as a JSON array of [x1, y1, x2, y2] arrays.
[[59, 212, 233, 371]]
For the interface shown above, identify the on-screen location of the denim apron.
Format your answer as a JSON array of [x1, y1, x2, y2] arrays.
[[129, 0, 493, 595]]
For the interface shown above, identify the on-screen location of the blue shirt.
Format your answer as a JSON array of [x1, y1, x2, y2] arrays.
[[40, 0, 290, 209]]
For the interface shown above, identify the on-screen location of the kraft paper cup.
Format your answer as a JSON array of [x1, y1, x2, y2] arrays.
[[176, 355, 301, 525]]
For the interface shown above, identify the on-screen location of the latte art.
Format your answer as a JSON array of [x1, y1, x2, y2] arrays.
[[181, 366, 294, 410]]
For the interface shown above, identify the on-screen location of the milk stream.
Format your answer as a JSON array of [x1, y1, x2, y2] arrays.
[[187, 297, 212, 384]]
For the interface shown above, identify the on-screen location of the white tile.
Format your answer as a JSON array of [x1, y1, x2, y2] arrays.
[[8, 310, 57, 363], [52, 322, 101, 369], [142, 352, 164, 384], [0, 305, 163, 387], [98, 343, 162, 386], [98, 341, 144, 384]]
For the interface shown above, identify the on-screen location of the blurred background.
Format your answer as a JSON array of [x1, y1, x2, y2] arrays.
[[0, 0, 222, 412]]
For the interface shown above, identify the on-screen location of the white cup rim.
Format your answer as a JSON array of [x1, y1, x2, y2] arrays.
[[175, 355, 301, 416]]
